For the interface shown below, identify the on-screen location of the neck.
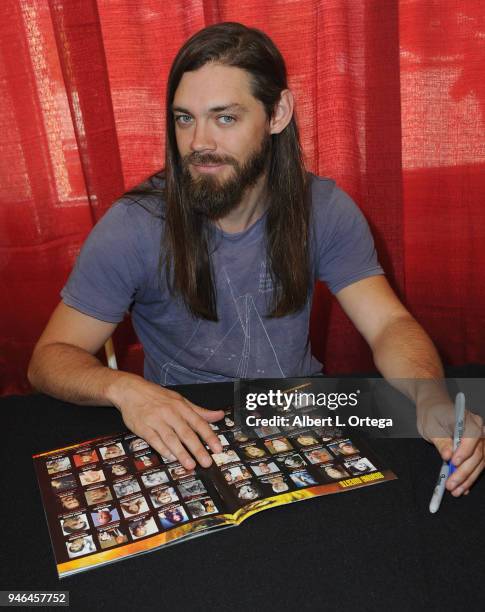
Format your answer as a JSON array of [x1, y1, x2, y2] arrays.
[[215, 173, 268, 234]]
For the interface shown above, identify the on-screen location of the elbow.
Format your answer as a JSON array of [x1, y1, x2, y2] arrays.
[[27, 354, 37, 389], [27, 345, 43, 390]]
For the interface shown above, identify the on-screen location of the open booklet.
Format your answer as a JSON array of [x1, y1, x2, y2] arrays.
[[34, 403, 396, 577]]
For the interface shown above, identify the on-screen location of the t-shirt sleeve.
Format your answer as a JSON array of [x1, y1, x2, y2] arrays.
[[315, 183, 384, 294], [61, 201, 146, 323]]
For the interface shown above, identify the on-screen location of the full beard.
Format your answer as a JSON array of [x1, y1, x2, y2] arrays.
[[180, 133, 271, 220]]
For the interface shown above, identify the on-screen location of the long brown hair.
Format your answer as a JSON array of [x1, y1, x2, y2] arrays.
[[164, 22, 310, 320]]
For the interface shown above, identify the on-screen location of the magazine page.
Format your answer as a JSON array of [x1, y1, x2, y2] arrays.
[[33, 431, 233, 578], [207, 379, 397, 523], [33, 378, 398, 576]]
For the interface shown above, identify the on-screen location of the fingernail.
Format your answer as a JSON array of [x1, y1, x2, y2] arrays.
[[464, 490, 470, 496], [454, 456, 461, 466], [455, 487, 463, 496]]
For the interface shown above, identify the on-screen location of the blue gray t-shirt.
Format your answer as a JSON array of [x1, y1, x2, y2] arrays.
[[61, 174, 383, 385]]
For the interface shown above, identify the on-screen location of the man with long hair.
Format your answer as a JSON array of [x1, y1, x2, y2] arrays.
[[29, 23, 483, 495]]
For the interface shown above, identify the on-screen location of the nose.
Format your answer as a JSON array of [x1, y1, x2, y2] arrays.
[[190, 120, 216, 152]]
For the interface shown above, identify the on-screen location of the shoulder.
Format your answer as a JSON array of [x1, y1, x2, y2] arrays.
[[92, 173, 165, 245], [308, 173, 373, 251], [308, 172, 337, 205], [308, 172, 362, 224], [308, 173, 383, 292], [75, 173, 166, 280]]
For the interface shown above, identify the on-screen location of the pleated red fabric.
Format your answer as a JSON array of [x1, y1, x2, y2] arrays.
[[1, 0, 483, 394]]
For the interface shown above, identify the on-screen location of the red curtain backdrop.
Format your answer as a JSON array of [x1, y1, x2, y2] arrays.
[[1, 0, 484, 395]]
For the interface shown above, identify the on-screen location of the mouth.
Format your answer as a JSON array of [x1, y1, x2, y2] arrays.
[[191, 162, 227, 174]]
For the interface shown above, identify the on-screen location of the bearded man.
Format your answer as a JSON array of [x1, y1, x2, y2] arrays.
[[28, 23, 484, 495]]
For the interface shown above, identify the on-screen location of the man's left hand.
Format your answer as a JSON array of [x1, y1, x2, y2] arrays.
[[420, 405, 485, 496]]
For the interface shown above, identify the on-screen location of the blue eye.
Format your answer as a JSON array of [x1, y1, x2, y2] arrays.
[[175, 114, 192, 125], [218, 115, 236, 125]]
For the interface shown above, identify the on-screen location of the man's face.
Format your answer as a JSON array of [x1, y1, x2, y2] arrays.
[[340, 443, 356, 455], [69, 538, 84, 552], [90, 487, 109, 502], [171, 511, 183, 522], [298, 435, 316, 446], [172, 63, 271, 218], [130, 438, 147, 451], [64, 516, 85, 531], [112, 464, 127, 476], [326, 467, 343, 479], [62, 496, 80, 510], [157, 491, 172, 504], [98, 510, 112, 524], [134, 525, 146, 537], [105, 445, 122, 458]]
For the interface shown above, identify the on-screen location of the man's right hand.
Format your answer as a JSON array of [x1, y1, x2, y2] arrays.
[[28, 302, 224, 469], [107, 375, 224, 469]]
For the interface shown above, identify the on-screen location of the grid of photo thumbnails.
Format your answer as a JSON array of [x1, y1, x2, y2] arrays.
[[210, 413, 380, 506], [37, 411, 381, 563]]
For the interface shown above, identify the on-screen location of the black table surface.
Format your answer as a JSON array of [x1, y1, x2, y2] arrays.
[[1, 378, 484, 612]]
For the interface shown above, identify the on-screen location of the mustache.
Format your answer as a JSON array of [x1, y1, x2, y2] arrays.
[[183, 152, 238, 167]]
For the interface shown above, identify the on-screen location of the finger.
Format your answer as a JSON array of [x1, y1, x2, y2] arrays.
[[182, 407, 224, 454], [447, 409, 483, 470], [139, 428, 175, 463], [159, 428, 197, 470], [163, 399, 222, 461], [429, 436, 453, 462], [447, 442, 484, 492], [451, 434, 481, 468], [177, 399, 224, 452], [190, 404, 226, 422], [171, 420, 215, 468], [450, 454, 485, 497]]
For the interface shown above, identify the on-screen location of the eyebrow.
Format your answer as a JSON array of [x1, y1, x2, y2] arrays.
[[172, 103, 249, 114]]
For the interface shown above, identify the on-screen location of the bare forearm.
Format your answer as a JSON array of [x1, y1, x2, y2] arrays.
[[372, 314, 448, 406], [28, 340, 225, 469], [373, 314, 443, 379], [28, 343, 140, 406]]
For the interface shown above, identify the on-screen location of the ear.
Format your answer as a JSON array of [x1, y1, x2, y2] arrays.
[[269, 89, 294, 134]]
